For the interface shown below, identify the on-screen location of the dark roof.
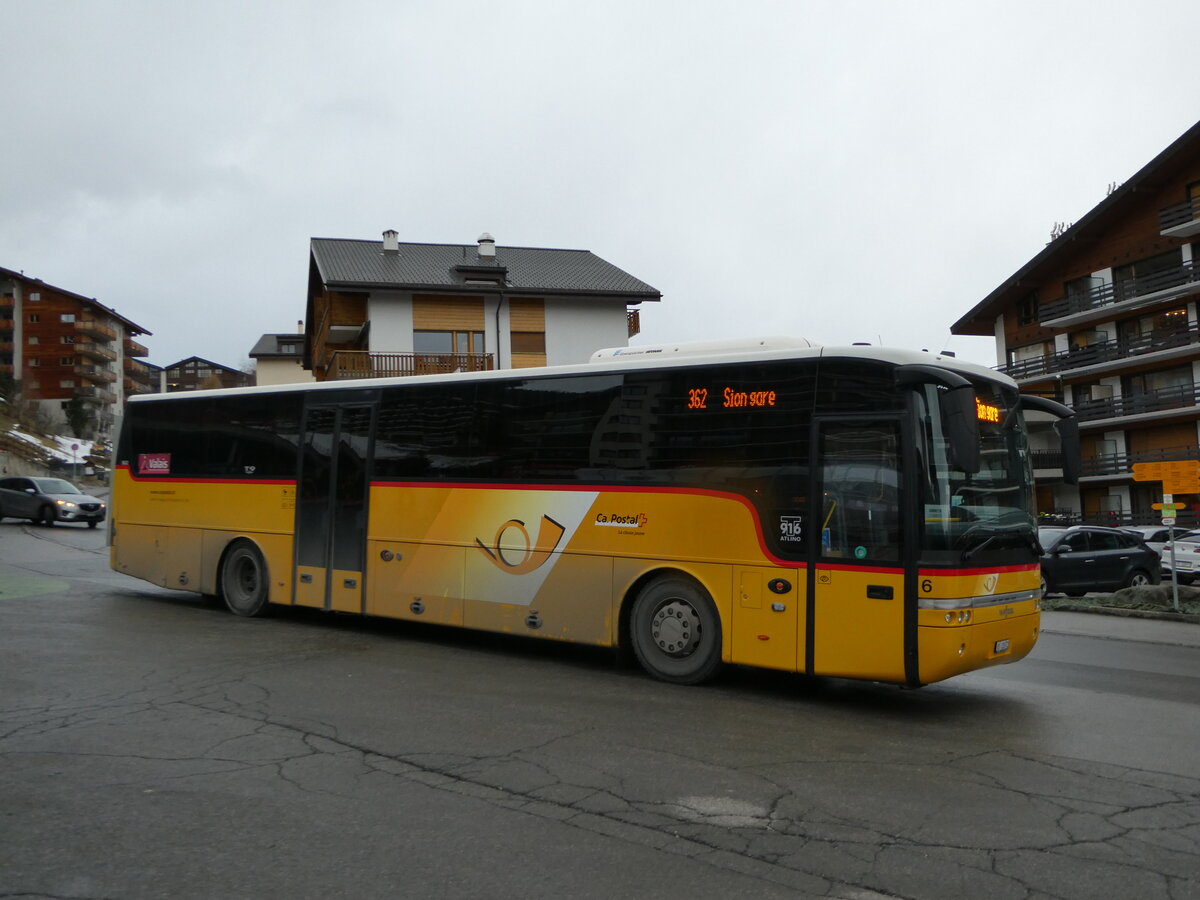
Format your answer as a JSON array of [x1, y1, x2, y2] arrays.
[[309, 238, 661, 301], [0, 265, 152, 336], [164, 356, 243, 374], [952, 118, 1200, 335], [249, 333, 304, 358]]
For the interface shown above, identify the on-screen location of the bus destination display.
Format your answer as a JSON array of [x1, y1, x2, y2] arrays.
[[687, 386, 777, 410]]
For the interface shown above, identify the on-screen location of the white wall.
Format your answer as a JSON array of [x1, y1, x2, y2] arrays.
[[544, 299, 629, 366], [256, 359, 315, 386], [367, 291, 414, 353]]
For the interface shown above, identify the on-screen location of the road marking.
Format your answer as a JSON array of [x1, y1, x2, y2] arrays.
[[0, 575, 71, 600]]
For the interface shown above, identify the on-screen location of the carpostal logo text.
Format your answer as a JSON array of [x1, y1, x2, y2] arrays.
[[594, 511, 649, 529]]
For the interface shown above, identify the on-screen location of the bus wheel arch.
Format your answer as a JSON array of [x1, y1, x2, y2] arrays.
[[623, 570, 724, 685], [219, 538, 272, 617]]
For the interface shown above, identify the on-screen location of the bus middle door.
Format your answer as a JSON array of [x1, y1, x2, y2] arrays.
[[294, 395, 377, 613], [809, 417, 909, 682]]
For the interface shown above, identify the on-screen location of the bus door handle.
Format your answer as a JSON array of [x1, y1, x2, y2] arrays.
[[867, 585, 894, 600]]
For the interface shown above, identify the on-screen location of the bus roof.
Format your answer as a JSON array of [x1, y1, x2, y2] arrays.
[[126, 339, 1012, 404]]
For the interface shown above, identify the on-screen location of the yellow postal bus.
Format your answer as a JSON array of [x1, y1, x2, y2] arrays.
[[110, 338, 1077, 687]]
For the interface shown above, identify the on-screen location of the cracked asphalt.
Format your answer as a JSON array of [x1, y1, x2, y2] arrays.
[[1, 520, 1198, 899]]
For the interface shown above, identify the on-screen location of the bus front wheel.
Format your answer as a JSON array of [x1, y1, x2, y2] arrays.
[[221, 540, 271, 617], [629, 576, 723, 685]]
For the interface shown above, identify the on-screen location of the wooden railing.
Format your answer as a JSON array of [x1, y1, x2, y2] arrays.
[[1160, 195, 1200, 232], [327, 350, 494, 380]]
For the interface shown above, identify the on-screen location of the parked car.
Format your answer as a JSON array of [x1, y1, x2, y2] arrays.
[[1159, 530, 1200, 584], [0, 476, 107, 527], [1119, 525, 1192, 557], [1038, 525, 1161, 596]]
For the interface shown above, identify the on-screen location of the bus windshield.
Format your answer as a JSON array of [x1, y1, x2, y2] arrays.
[[917, 382, 1036, 564]]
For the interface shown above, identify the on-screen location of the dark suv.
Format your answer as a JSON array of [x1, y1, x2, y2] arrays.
[[1038, 525, 1161, 596]]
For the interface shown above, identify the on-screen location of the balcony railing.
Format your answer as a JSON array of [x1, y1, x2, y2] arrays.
[[326, 350, 495, 380], [1079, 445, 1199, 478], [75, 341, 117, 362], [1072, 381, 1200, 422], [76, 385, 116, 403], [1031, 450, 1064, 470], [1000, 321, 1200, 380], [75, 318, 118, 341], [124, 378, 157, 394], [1039, 258, 1200, 322], [627, 308, 641, 337], [74, 364, 118, 384], [124, 337, 149, 357], [1160, 196, 1200, 235], [123, 359, 157, 384]]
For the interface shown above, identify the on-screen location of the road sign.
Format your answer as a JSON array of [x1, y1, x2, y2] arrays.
[[1131, 460, 1200, 494], [1163, 517, 1177, 525], [1152, 502, 1187, 510]]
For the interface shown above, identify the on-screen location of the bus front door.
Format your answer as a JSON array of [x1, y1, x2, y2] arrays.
[[294, 398, 376, 613], [809, 418, 909, 682]]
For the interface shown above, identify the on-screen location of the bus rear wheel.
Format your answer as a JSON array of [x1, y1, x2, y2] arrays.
[[221, 540, 271, 617], [629, 576, 722, 685]]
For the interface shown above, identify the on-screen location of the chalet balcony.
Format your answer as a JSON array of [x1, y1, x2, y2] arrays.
[[124, 337, 149, 357], [1160, 196, 1200, 238], [74, 364, 118, 384], [76, 385, 116, 403], [999, 320, 1200, 381], [124, 358, 158, 385], [0, 341, 12, 354], [627, 308, 641, 337], [75, 318, 118, 342], [75, 341, 117, 363], [1038, 258, 1200, 323], [326, 350, 495, 380], [0, 317, 13, 331], [1072, 381, 1200, 423]]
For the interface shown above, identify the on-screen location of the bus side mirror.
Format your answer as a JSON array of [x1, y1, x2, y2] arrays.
[[1019, 395, 1080, 486], [894, 364, 980, 476], [940, 384, 981, 475]]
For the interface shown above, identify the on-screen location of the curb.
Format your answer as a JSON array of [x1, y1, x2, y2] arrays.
[[1043, 604, 1200, 625]]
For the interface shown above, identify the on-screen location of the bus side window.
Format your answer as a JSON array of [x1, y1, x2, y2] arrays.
[[819, 422, 902, 563]]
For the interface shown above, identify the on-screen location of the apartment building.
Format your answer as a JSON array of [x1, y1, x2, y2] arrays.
[[953, 119, 1200, 525], [0, 266, 153, 440], [304, 231, 660, 381]]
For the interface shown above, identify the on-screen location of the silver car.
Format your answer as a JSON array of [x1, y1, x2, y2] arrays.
[[0, 476, 107, 528]]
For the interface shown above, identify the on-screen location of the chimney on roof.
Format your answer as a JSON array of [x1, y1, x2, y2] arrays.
[[382, 229, 399, 253], [297, 320, 303, 333], [477, 232, 496, 259]]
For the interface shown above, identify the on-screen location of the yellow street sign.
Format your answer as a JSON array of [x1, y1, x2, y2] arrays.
[[1131, 460, 1200, 494]]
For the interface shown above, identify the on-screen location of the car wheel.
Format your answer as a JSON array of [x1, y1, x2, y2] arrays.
[[1126, 569, 1152, 588], [629, 575, 723, 685], [1040, 574, 1048, 596], [220, 540, 271, 617], [87, 520, 98, 529], [38, 505, 56, 527]]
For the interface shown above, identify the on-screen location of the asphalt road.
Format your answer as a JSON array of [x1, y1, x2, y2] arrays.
[[1, 520, 1198, 899]]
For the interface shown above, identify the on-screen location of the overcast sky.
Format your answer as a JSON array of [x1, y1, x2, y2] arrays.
[[3, 1, 1197, 371]]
